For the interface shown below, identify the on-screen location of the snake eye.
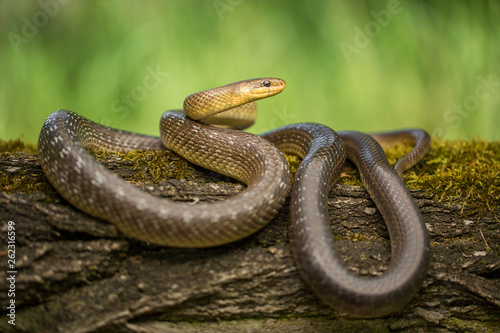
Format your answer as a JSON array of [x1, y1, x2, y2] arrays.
[[263, 80, 271, 87]]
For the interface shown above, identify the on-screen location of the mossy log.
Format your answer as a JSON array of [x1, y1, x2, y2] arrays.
[[0, 150, 499, 333]]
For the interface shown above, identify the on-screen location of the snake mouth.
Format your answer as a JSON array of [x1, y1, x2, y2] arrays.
[[247, 78, 286, 98]]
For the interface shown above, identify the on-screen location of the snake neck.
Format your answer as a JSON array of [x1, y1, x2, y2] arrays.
[[183, 84, 251, 121], [182, 78, 286, 122], [160, 111, 290, 186]]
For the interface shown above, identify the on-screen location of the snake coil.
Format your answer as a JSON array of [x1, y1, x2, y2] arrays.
[[39, 78, 430, 317]]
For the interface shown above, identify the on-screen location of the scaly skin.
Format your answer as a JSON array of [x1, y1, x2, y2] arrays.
[[38, 78, 431, 317]]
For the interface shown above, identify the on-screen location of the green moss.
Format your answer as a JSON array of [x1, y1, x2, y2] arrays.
[[92, 150, 195, 184], [0, 167, 52, 194], [334, 137, 499, 219], [442, 317, 500, 332], [403, 137, 499, 218], [0, 138, 37, 153], [0, 143, 54, 195], [285, 154, 301, 184], [0, 138, 196, 194], [1, 137, 499, 220]]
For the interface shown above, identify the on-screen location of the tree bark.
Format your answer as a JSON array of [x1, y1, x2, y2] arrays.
[[0, 152, 499, 333]]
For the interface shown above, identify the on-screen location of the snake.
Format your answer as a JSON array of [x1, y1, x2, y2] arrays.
[[38, 78, 431, 317]]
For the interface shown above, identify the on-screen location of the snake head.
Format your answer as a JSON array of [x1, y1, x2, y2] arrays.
[[183, 78, 286, 120], [245, 78, 286, 99]]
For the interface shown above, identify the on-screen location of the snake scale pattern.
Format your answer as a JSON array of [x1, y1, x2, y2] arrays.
[[38, 78, 431, 317]]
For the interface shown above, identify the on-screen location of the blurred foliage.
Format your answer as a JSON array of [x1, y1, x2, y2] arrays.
[[1, 0, 499, 144]]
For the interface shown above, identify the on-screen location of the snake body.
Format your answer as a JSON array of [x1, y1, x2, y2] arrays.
[[38, 78, 431, 317], [38, 79, 290, 247], [263, 126, 430, 316]]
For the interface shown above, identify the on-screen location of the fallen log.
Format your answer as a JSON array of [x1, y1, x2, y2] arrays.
[[0, 146, 499, 333]]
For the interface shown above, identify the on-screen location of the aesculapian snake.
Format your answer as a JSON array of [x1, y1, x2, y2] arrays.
[[38, 78, 431, 317]]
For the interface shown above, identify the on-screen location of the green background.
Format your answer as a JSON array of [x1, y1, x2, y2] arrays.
[[1, 0, 499, 144]]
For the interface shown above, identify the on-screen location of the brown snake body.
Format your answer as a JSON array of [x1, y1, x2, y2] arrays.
[[38, 78, 431, 317]]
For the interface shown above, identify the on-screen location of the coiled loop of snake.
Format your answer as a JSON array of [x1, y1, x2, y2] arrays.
[[38, 77, 431, 317], [263, 125, 431, 317], [38, 78, 290, 247]]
